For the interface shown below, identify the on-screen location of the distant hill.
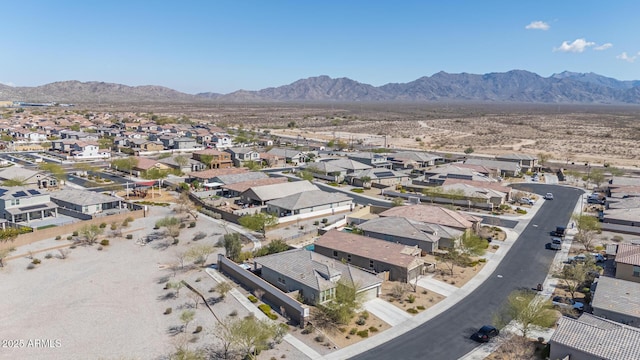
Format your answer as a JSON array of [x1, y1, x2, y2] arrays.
[[3, 71, 640, 104]]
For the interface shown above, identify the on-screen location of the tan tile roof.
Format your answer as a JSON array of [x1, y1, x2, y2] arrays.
[[380, 204, 480, 230], [550, 314, 640, 359], [188, 168, 247, 179], [193, 149, 227, 156], [442, 178, 511, 194], [222, 177, 287, 193], [316, 230, 423, 268], [616, 243, 640, 266]]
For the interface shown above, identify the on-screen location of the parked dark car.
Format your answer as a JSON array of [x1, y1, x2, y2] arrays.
[[550, 226, 566, 238], [470, 325, 499, 342]]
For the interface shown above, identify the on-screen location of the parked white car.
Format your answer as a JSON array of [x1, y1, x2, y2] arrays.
[[518, 197, 535, 205]]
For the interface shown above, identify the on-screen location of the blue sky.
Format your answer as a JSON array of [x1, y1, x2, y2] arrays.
[[1, 1, 639, 94]]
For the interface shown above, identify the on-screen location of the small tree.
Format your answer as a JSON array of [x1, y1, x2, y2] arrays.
[[230, 314, 279, 359], [360, 176, 372, 189], [168, 281, 184, 297], [0, 228, 21, 243], [572, 214, 601, 252], [215, 282, 233, 299], [588, 168, 606, 188], [79, 224, 104, 245], [317, 280, 363, 326], [180, 310, 195, 333], [439, 248, 464, 276], [175, 192, 198, 220], [460, 233, 489, 256], [391, 197, 405, 207], [494, 290, 557, 338], [185, 244, 215, 266], [156, 217, 181, 242], [238, 212, 278, 239], [390, 283, 407, 301], [556, 261, 596, 300], [222, 233, 243, 262], [299, 170, 314, 181]]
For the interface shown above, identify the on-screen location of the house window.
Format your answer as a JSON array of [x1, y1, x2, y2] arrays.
[[333, 250, 338, 257], [278, 276, 286, 285], [347, 254, 351, 263], [634, 266, 640, 277], [369, 260, 374, 269]]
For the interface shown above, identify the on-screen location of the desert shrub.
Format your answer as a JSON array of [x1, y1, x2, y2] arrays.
[[417, 305, 426, 310], [97, 246, 103, 251], [229, 310, 238, 317], [44, 253, 53, 259], [407, 294, 416, 303], [478, 258, 487, 263], [355, 318, 366, 326], [369, 326, 379, 332], [356, 330, 369, 338], [27, 263, 35, 270], [126, 234, 133, 239], [612, 235, 624, 242], [492, 244, 499, 250], [321, 218, 328, 224], [422, 289, 428, 295], [164, 307, 172, 315], [99, 222, 107, 228], [193, 232, 206, 241], [351, 188, 364, 193], [100, 239, 109, 246], [302, 325, 314, 334], [125, 216, 134, 223], [407, 308, 419, 314], [32, 258, 41, 265], [72, 231, 78, 236], [55, 235, 62, 240], [194, 325, 203, 334], [313, 221, 319, 225], [360, 311, 369, 320], [248, 295, 258, 303], [349, 328, 357, 335], [153, 225, 159, 230], [338, 327, 347, 333], [516, 208, 527, 214], [189, 222, 196, 228], [70, 244, 76, 249], [258, 304, 277, 320], [314, 335, 325, 343]]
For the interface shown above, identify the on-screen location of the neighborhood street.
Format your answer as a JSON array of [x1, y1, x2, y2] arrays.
[[349, 184, 582, 360]]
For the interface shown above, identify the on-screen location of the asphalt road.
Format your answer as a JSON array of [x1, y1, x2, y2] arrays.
[[352, 184, 583, 360]]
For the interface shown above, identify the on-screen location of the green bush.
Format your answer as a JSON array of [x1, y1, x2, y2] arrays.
[[349, 328, 357, 335], [351, 188, 364, 193], [32, 258, 41, 265], [164, 307, 172, 315], [55, 235, 62, 240], [248, 295, 258, 303], [189, 222, 196, 228], [72, 231, 79, 236], [478, 258, 487, 263], [407, 294, 416, 303], [44, 253, 53, 259], [356, 330, 369, 338], [194, 325, 203, 334], [99, 223, 107, 228], [321, 218, 328, 224], [369, 326, 379, 332], [314, 335, 325, 342], [313, 221, 319, 226], [355, 318, 366, 326], [100, 239, 109, 246], [360, 311, 369, 320], [179, 223, 186, 229], [126, 234, 133, 239], [417, 305, 426, 310], [407, 308, 419, 314]]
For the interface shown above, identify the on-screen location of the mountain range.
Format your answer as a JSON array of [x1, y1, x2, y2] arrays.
[[2, 70, 640, 104]]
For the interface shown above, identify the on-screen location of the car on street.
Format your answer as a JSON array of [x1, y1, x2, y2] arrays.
[[544, 193, 554, 200], [547, 237, 562, 250], [550, 226, 566, 238], [568, 253, 605, 263], [470, 325, 499, 343], [552, 296, 584, 311]]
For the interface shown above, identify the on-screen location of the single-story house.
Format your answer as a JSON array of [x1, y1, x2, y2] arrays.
[[240, 180, 318, 206], [379, 204, 482, 233], [50, 189, 123, 215], [464, 158, 521, 177], [266, 190, 353, 217], [0, 187, 58, 223], [495, 154, 538, 172], [254, 248, 383, 305], [314, 230, 425, 283], [346, 168, 410, 188], [266, 148, 305, 165], [615, 243, 640, 283], [591, 276, 640, 327], [549, 313, 640, 360], [222, 177, 289, 197], [346, 152, 391, 168]]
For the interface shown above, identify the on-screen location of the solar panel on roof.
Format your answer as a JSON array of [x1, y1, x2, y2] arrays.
[[375, 172, 395, 178], [27, 189, 41, 195], [0, 189, 6, 196], [12, 191, 27, 197]]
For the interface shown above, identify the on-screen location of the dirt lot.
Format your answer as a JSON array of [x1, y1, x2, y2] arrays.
[[380, 281, 445, 313]]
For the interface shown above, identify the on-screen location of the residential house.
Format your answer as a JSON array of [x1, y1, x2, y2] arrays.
[[495, 154, 538, 172], [464, 158, 521, 177], [380, 204, 481, 233], [345, 168, 409, 188], [417, 164, 496, 185], [439, 182, 508, 207], [0, 168, 57, 188], [222, 177, 288, 198], [600, 208, 640, 227], [614, 244, 640, 283], [266, 148, 305, 165], [386, 151, 443, 169], [347, 152, 391, 168], [131, 157, 170, 177], [172, 137, 199, 150], [259, 152, 285, 168], [157, 155, 206, 173], [192, 149, 233, 169], [254, 248, 383, 304], [266, 190, 353, 218], [549, 313, 640, 360], [213, 172, 269, 186], [240, 180, 318, 206], [314, 230, 425, 283], [0, 187, 58, 223], [59, 130, 99, 141], [591, 277, 640, 327], [50, 189, 123, 216], [187, 168, 248, 186], [70, 141, 110, 159], [211, 134, 233, 148], [225, 147, 261, 167], [357, 216, 461, 252]]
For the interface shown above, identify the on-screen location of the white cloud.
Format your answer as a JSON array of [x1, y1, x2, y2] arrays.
[[616, 52, 638, 63], [525, 21, 550, 30], [0, 81, 15, 87], [553, 38, 595, 53], [594, 43, 613, 51]]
